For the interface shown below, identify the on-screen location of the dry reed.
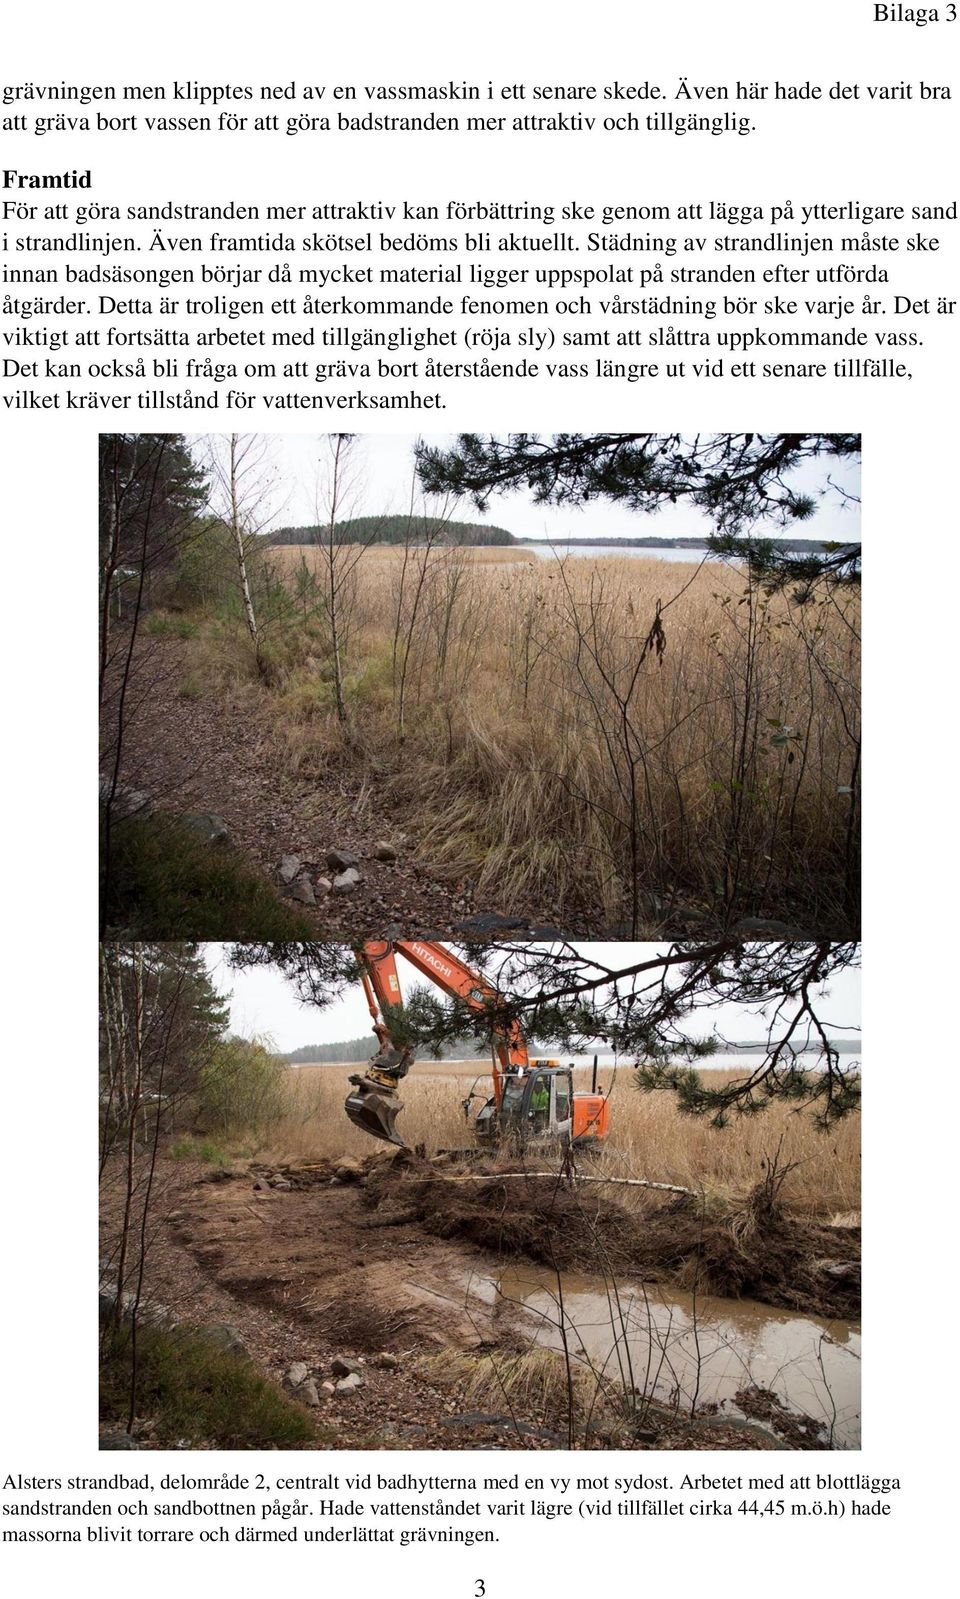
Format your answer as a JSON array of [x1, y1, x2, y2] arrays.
[[190, 546, 860, 934], [256, 1060, 860, 1221]]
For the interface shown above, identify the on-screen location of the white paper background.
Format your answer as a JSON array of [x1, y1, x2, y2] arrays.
[[3, 1, 955, 1590]]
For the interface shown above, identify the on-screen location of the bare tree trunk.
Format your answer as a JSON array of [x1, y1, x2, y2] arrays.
[[227, 433, 261, 661], [312, 433, 381, 728], [113, 946, 145, 1332], [326, 438, 348, 723]]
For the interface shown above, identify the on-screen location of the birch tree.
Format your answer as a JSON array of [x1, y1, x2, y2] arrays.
[[208, 433, 281, 674], [312, 433, 375, 725]]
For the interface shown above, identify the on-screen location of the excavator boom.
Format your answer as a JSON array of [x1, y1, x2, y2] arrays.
[[345, 941, 528, 1145], [344, 940, 608, 1151]]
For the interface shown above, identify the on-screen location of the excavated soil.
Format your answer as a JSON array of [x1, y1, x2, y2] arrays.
[[171, 1160, 512, 1354], [107, 1150, 858, 1449], [361, 1156, 861, 1321]]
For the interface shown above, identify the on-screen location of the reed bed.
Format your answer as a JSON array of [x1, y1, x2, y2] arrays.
[[192, 546, 859, 934], [258, 1060, 860, 1221]]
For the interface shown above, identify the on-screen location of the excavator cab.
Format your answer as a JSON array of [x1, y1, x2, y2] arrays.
[[494, 1064, 574, 1145]]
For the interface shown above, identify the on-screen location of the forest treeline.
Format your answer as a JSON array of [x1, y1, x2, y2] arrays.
[[283, 1035, 492, 1064], [268, 514, 516, 546]]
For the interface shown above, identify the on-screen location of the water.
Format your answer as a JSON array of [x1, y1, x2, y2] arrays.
[[448, 1050, 852, 1077], [579, 1049, 856, 1074], [470, 1262, 861, 1448], [421, 1050, 854, 1093], [521, 542, 716, 563]]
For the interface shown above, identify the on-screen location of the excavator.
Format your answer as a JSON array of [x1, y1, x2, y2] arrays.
[[345, 939, 610, 1151]]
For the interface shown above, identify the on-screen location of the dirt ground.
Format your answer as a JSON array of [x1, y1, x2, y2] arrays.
[[103, 1149, 859, 1451], [365, 1157, 861, 1320], [105, 632, 588, 938]]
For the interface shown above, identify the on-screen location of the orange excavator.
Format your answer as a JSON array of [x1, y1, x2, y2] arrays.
[[345, 940, 610, 1151]]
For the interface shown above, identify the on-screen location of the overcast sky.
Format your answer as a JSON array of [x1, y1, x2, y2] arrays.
[[230, 433, 862, 546], [204, 942, 861, 1055]]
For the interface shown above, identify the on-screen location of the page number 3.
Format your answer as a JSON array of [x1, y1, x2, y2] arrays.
[[474, 1583, 486, 1597]]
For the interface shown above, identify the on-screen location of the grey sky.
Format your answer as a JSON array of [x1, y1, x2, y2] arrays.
[[238, 433, 861, 546], [205, 942, 861, 1055]]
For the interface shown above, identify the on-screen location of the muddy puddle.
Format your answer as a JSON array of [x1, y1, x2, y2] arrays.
[[464, 1262, 861, 1448]]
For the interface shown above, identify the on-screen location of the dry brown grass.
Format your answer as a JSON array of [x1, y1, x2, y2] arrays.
[[412, 1345, 614, 1430], [268, 543, 538, 573], [251, 550, 857, 933], [183, 546, 859, 932], [257, 1060, 860, 1221]]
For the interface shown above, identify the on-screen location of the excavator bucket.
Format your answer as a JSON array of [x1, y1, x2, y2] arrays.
[[344, 1075, 406, 1147]]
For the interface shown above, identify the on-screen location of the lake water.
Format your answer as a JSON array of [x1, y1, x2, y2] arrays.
[[408, 1049, 858, 1086], [471, 1262, 861, 1448], [522, 542, 716, 563], [533, 1050, 856, 1076]]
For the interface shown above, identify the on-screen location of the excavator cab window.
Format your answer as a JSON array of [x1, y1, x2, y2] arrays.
[[554, 1070, 572, 1127], [499, 1074, 527, 1133]]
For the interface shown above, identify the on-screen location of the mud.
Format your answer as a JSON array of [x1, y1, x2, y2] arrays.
[[177, 1160, 514, 1354], [361, 1157, 861, 1320], [127, 1152, 860, 1449]]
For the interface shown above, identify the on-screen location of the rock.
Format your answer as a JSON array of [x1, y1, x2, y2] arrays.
[[100, 1431, 142, 1451], [373, 841, 398, 862], [453, 913, 529, 935], [253, 1177, 269, 1191], [699, 1413, 789, 1448], [271, 1179, 292, 1191], [374, 1352, 399, 1370], [139, 1301, 176, 1330], [315, 876, 332, 896], [585, 1416, 620, 1441], [320, 1380, 336, 1396], [326, 847, 359, 872], [333, 1157, 364, 1184], [287, 874, 316, 906], [335, 1373, 362, 1394], [823, 1260, 860, 1284], [98, 1281, 175, 1330], [437, 1412, 562, 1443], [100, 779, 153, 820], [612, 903, 709, 937], [331, 1355, 362, 1378], [201, 1324, 247, 1358], [181, 812, 230, 845], [332, 868, 361, 894], [278, 855, 302, 884], [298, 1379, 321, 1406], [284, 1362, 309, 1391]]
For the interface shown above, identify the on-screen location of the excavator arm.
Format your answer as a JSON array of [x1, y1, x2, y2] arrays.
[[345, 940, 530, 1145]]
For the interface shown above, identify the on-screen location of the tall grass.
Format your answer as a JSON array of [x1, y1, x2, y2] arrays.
[[268, 543, 538, 571], [255, 1061, 860, 1221], [174, 545, 860, 933]]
